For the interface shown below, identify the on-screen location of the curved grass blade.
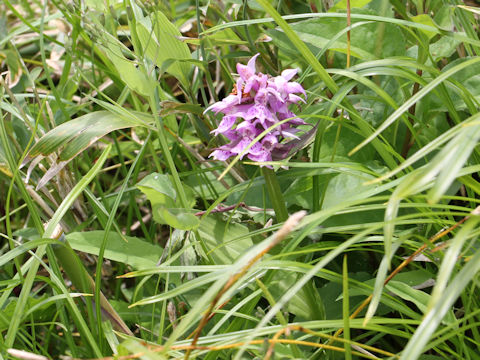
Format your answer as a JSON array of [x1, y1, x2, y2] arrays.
[[400, 221, 480, 359], [349, 56, 480, 156], [5, 145, 111, 355], [24, 111, 146, 189]]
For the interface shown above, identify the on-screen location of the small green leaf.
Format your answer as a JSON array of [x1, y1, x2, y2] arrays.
[[197, 215, 253, 264], [137, 173, 199, 230], [157, 207, 200, 231], [66, 231, 163, 270], [411, 14, 438, 39], [330, 0, 373, 11], [135, 10, 191, 87], [99, 32, 156, 96], [137, 173, 177, 206]]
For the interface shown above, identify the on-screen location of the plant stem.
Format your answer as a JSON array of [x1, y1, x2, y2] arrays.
[[262, 167, 288, 223]]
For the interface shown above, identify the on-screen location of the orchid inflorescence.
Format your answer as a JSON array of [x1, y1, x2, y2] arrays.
[[205, 54, 306, 164]]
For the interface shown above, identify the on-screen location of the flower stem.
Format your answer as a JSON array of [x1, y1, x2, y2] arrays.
[[262, 167, 288, 223]]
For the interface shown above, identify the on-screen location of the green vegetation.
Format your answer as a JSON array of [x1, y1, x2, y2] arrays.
[[2, 0, 480, 359]]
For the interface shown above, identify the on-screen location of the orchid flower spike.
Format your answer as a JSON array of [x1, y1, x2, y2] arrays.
[[205, 54, 306, 164]]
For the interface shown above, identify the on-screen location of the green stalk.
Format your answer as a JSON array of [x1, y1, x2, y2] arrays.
[[149, 90, 214, 263], [311, 120, 328, 212], [149, 91, 188, 208], [343, 255, 352, 360], [94, 134, 151, 342], [262, 167, 288, 223]]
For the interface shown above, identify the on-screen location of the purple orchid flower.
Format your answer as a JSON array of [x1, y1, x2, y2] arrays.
[[205, 54, 306, 164]]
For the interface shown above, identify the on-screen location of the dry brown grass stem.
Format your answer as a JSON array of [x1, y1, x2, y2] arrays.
[[183, 211, 306, 360]]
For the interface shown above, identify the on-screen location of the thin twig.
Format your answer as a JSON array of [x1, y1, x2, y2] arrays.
[[194, 202, 272, 216]]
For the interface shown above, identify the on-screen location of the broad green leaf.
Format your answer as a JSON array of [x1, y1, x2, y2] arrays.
[[269, 12, 406, 61], [321, 170, 379, 225], [66, 231, 163, 270], [137, 173, 177, 206], [135, 11, 191, 87], [98, 32, 156, 96], [158, 207, 200, 231], [27, 111, 145, 159], [197, 215, 253, 264], [25, 111, 145, 189], [270, 271, 325, 320], [411, 14, 439, 39], [137, 173, 199, 230], [429, 36, 460, 61]]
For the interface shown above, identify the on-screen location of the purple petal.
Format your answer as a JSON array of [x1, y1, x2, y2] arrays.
[[286, 82, 306, 96], [209, 149, 235, 161], [212, 115, 236, 135], [236, 121, 259, 139], [244, 74, 261, 94], [246, 53, 260, 73], [287, 94, 306, 104], [269, 99, 288, 115], [261, 134, 278, 150], [245, 104, 276, 125], [247, 148, 271, 162], [280, 68, 298, 81], [237, 53, 259, 81], [266, 87, 284, 103], [228, 104, 255, 119], [230, 138, 255, 158], [280, 128, 300, 139], [205, 94, 239, 114], [209, 54, 307, 163], [288, 116, 307, 125], [235, 78, 244, 103], [223, 129, 240, 141]]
